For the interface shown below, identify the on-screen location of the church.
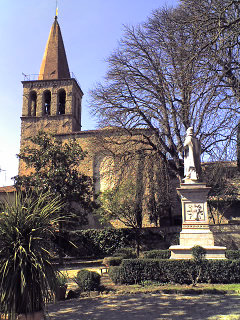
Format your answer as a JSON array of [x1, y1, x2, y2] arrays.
[[0, 13, 187, 228]]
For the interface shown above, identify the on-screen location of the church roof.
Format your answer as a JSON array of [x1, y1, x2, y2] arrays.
[[0, 186, 16, 193], [38, 16, 70, 80]]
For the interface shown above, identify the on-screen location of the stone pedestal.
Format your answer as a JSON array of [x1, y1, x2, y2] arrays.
[[169, 182, 226, 259]]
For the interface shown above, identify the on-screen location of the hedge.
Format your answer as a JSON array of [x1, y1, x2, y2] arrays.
[[103, 257, 123, 266], [109, 259, 240, 285], [142, 250, 171, 259], [113, 247, 137, 259], [226, 250, 240, 260]]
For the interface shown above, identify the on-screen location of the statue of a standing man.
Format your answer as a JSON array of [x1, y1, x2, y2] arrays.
[[183, 127, 202, 182]]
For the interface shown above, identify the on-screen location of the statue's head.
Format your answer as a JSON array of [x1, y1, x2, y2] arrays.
[[186, 127, 193, 136]]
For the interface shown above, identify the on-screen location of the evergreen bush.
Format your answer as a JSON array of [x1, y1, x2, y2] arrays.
[[226, 250, 240, 260], [191, 246, 206, 261], [103, 257, 123, 266], [109, 259, 240, 285], [74, 269, 101, 292], [143, 250, 171, 259], [113, 247, 137, 258]]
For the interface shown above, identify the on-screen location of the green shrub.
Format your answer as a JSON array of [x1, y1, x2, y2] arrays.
[[103, 257, 123, 266], [68, 228, 135, 257], [226, 250, 240, 260], [191, 246, 206, 261], [109, 266, 123, 284], [56, 272, 68, 287], [109, 259, 240, 285], [113, 247, 137, 259], [143, 250, 171, 259], [74, 269, 101, 292]]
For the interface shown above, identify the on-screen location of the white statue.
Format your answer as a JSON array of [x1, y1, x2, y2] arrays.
[[183, 127, 202, 182]]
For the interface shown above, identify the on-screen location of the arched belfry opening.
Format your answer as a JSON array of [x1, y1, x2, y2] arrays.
[[58, 89, 66, 115], [43, 90, 51, 115], [29, 91, 37, 116]]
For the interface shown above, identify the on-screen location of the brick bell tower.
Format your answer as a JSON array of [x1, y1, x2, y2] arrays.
[[20, 14, 83, 160]]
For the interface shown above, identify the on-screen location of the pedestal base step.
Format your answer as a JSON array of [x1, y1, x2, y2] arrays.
[[169, 245, 226, 260]]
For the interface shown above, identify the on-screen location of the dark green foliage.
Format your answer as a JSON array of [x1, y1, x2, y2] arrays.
[[15, 131, 94, 228], [226, 250, 240, 260], [103, 257, 123, 266], [143, 250, 171, 259], [55, 272, 68, 287], [0, 192, 62, 317], [109, 259, 240, 285], [191, 246, 206, 261], [68, 228, 135, 257], [113, 247, 137, 259], [109, 266, 122, 284], [74, 270, 101, 292]]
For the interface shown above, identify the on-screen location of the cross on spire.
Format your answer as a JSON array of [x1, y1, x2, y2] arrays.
[[55, 0, 58, 18]]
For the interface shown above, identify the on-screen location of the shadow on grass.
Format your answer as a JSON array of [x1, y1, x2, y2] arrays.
[[47, 293, 240, 320]]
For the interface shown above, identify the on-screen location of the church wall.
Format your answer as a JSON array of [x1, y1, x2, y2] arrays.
[[56, 129, 182, 228]]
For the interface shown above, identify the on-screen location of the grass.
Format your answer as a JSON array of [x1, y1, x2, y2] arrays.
[[107, 282, 240, 295]]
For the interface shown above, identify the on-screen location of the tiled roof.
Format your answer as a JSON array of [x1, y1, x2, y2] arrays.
[[0, 186, 16, 193], [38, 16, 70, 80]]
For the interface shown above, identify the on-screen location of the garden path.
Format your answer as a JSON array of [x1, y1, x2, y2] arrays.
[[47, 293, 240, 320]]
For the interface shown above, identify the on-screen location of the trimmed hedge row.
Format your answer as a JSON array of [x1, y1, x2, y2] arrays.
[[113, 247, 137, 259], [226, 250, 240, 260], [109, 259, 240, 285], [142, 250, 171, 259], [103, 257, 123, 266], [141, 249, 240, 260]]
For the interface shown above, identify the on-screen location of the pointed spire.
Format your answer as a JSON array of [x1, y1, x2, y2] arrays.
[[38, 17, 70, 80]]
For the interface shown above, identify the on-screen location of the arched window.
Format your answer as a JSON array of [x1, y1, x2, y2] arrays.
[[29, 91, 37, 116], [94, 154, 115, 193], [58, 89, 66, 115], [43, 90, 51, 115]]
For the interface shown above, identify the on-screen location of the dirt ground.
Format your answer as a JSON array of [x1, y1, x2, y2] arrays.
[[46, 293, 240, 320]]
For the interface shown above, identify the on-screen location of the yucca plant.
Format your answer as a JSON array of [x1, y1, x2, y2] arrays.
[[0, 191, 62, 319]]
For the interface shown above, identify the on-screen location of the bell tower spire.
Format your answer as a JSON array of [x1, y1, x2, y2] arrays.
[[38, 13, 70, 80]]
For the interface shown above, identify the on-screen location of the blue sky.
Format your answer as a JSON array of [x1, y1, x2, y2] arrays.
[[0, 0, 179, 186]]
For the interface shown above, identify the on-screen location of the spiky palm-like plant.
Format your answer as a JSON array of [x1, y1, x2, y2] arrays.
[[0, 192, 62, 319]]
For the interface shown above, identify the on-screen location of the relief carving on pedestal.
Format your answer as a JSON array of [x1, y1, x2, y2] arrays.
[[185, 203, 205, 221]]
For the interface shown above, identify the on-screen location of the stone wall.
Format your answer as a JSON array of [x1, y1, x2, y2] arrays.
[[210, 224, 240, 249]]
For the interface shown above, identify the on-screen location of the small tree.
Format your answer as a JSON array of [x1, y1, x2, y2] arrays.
[[189, 246, 207, 286], [15, 131, 94, 225], [15, 131, 95, 263], [96, 181, 143, 256]]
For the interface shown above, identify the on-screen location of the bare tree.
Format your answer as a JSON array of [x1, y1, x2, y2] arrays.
[[179, 0, 240, 101], [90, 6, 238, 181], [90, 129, 175, 226]]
